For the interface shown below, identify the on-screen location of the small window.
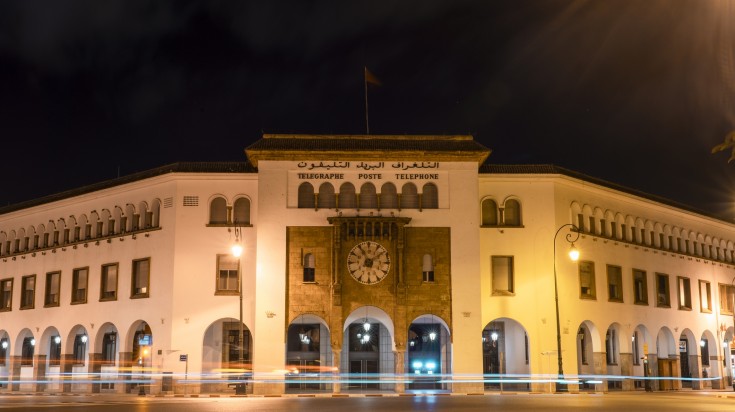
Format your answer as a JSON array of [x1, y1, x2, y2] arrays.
[[73, 334, 87, 365], [44, 271, 61, 307], [600, 219, 607, 237], [700, 280, 712, 312], [491, 256, 513, 295], [131, 258, 151, 298], [49, 336, 61, 366], [656, 273, 670, 307], [720, 284, 735, 314], [209, 197, 228, 225], [359, 183, 378, 209], [380, 183, 398, 209], [503, 199, 521, 226], [217, 254, 239, 293], [303, 253, 315, 283], [102, 332, 117, 365], [233, 198, 250, 225], [610, 223, 618, 239], [606, 265, 623, 302], [678, 276, 692, 310], [298, 182, 316, 209], [422, 254, 435, 282], [317, 183, 336, 209], [100, 263, 118, 301], [21, 337, 34, 366], [633, 269, 648, 305], [21, 275, 36, 309], [0, 278, 12, 311], [338, 183, 357, 209], [579, 261, 596, 299], [400, 183, 419, 209], [71, 267, 88, 304], [421, 183, 438, 209], [588, 217, 596, 235], [481, 199, 499, 226]]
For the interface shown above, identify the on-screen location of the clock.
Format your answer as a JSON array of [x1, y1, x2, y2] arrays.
[[347, 241, 391, 285]]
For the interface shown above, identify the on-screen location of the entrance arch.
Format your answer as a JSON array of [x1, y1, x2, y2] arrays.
[[656, 327, 677, 391], [125, 321, 152, 394], [679, 328, 697, 389], [632, 324, 653, 390], [0, 330, 9, 390], [285, 313, 332, 392], [202, 318, 252, 393], [39, 326, 61, 392], [342, 306, 394, 391], [576, 320, 602, 392], [482, 318, 529, 391], [408, 313, 451, 390]]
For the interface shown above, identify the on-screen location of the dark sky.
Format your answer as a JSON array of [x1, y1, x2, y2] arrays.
[[1, 1, 735, 219]]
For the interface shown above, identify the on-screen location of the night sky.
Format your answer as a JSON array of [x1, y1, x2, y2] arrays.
[[2, 1, 735, 219]]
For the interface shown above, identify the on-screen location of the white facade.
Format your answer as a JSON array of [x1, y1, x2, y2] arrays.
[[0, 136, 734, 395]]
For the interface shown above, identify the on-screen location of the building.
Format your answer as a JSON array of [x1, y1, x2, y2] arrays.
[[0, 134, 734, 395]]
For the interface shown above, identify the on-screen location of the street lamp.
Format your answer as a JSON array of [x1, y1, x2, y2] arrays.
[[553, 223, 580, 393], [231, 223, 246, 395]]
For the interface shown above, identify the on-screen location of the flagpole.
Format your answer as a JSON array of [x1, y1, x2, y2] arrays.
[[364, 67, 370, 135]]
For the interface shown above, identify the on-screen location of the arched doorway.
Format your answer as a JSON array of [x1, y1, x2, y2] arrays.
[[202, 318, 252, 393], [699, 330, 717, 389], [482, 318, 529, 391], [0, 330, 9, 390], [408, 314, 450, 390], [126, 321, 152, 394], [66, 324, 90, 393], [285, 314, 332, 392], [724, 327, 734, 388], [39, 326, 62, 393], [342, 306, 394, 391], [679, 329, 697, 389], [604, 323, 623, 391], [656, 327, 677, 391], [93, 323, 120, 393], [632, 325, 653, 391], [14, 328, 35, 392], [576, 321, 602, 392]]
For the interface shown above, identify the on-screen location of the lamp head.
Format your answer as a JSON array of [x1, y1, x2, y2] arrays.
[[568, 243, 580, 261], [231, 244, 243, 258]]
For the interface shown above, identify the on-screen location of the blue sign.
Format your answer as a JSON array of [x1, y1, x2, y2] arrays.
[[138, 334, 152, 346]]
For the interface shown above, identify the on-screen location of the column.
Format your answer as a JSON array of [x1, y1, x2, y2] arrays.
[[592, 352, 607, 392], [9, 355, 21, 392], [394, 350, 405, 393], [60, 354, 74, 393], [331, 347, 341, 393], [89, 353, 102, 393], [620, 353, 634, 391], [33, 354, 47, 393]]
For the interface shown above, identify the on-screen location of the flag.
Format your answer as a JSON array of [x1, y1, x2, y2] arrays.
[[364, 67, 382, 86]]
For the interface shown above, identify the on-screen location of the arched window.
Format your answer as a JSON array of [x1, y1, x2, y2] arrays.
[[422, 183, 438, 209], [317, 183, 336, 209], [481, 199, 498, 226], [233, 198, 250, 225], [422, 254, 434, 282], [380, 183, 398, 209], [400, 183, 418, 209], [298, 183, 315, 209], [359, 183, 377, 209], [503, 199, 521, 226], [209, 197, 228, 225], [338, 183, 357, 209], [303, 253, 315, 283]]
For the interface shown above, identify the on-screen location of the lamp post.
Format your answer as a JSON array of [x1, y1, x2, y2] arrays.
[[552, 223, 580, 393], [231, 224, 245, 395], [731, 276, 735, 391]]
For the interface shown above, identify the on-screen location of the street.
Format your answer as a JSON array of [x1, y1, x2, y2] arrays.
[[0, 392, 733, 412]]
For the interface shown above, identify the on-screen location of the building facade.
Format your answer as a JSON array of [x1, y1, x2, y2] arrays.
[[0, 134, 734, 395]]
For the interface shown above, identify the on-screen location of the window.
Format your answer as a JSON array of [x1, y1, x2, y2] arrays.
[[209, 197, 228, 224], [299, 182, 316, 209], [605, 329, 617, 365], [600, 219, 607, 237], [216, 255, 239, 293], [656, 273, 670, 307], [0, 338, 8, 366], [233, 198, 250, 225], [400, 183, 419, 209], [73, 334, 87, 365], [701, 339, 710, 366], [421, 183, 438, 209], [131, 258, 150, 298], [338, 183, 357, 209], [379, 183, 398, 209], [44, 271, 60, 307], [678, 276, 692, 310], [71, 267, 88, 304], [700, 280, 712, 312], [0, 278, 12, 311], [100, 264, 118, 301], [503, 199, 521, 226], [49, 336, 61, 366], [303, 253, 315, 283], [579, 261, 596, 299], [607, 265, 623, 302], [422, 254, 435, 282], [610, 223, 618, 239], [21, 275, 36, 309], [21, 337, 34, 366], [481, 199, 499, 226], [720, 283, 735, 314], [633, 269, 648, 305], [578, 328, 588, 365], [359, 183, 378, 209], [491, 256, 513, 295], [588, 216, 596, 234], [317, 183, 336, 209], [632, 332, 640, 365], [102, 332, 117, 365]]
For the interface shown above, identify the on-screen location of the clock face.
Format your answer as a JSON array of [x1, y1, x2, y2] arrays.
[[347, 241, 391, 285]]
